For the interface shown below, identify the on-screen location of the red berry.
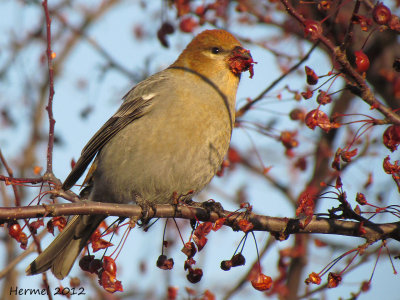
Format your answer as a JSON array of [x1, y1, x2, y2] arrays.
[[103, 256, 117, 276], [251, 273, 273, 291], [355, 51, 370, 73], [373, 2, 391, 25], [304, 20, 322, 40], [8, 222, 22, 240], [179, 17, 198, 33]]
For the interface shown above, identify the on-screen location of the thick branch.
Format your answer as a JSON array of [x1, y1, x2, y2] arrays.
[[0, 202, 399, 243]]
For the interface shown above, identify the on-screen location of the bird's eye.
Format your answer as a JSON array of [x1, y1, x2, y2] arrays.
[[211, 47, 221, 54]]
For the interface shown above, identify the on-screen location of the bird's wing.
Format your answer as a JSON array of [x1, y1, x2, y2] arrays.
[[62, 89, 156, 191]]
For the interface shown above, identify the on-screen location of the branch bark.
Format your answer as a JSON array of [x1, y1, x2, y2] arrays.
[[1, 202, 399, 243]]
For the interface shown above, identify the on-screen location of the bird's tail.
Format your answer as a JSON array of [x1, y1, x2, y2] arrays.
[[26, 215, 104, 280]]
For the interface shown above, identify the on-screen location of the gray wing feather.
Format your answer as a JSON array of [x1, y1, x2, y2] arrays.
[[62, 92, 155, 191]]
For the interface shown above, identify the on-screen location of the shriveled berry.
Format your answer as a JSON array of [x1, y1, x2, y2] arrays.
[[289, 108, 305, 121], [156, 254, 174, 270], [220, 260, 232, 271], [231, 253, 246, 267], [187, 268, 203, 283], [305, 66, 318, 85], [316, 90, 332, 105], [89, 259, 102, 274], [79, 255, 94, 272]]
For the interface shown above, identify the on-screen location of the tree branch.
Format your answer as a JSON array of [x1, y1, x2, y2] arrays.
[[1, 202, 399, 243], [42, 0, 56, 176], [279, 0, 400, 125]]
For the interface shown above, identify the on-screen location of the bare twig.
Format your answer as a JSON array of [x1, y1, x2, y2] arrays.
[[0, 231, 47, 279], [42, 0, 56, 176], [0, 149, 21, 206], [236, 42, 319, 118]]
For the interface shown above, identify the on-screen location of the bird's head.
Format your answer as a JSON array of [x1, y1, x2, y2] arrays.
[[171, 29, 255, 81]]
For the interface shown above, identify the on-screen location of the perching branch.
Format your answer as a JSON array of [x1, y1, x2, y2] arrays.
[[1, 202, 399, 243]]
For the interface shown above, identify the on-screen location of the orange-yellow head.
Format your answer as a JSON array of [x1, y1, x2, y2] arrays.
[[171, 29, 255, 82]]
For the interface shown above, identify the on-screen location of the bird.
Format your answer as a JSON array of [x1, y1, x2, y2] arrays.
[[26, 29, 254, 280]]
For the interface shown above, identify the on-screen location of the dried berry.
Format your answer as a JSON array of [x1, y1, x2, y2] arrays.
[[352, 15, 373, 31], [156, 255, 174, 270], [231, 253, 246, 267], [79, 255, 94, 272], [19, 232, 28, 249], [157, 22, 175, 48], [220, 260, 232, 271], [237, 219, 254, 233], [383, 125, 400, 152], [356, 193, 367, 205], [289, 108, 305, 121], [187, 268, 203, 283], [316, 90, 332, 105], [280, 131, 299, 150], [301, 89, 313, 100], [305, 66, 318, 85], [305, 272, 322, 285], [328, 272, 342, 288], [181, 242, 197, 259], [89, 259, 103, 274]]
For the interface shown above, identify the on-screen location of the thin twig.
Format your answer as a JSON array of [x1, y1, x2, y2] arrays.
[[42, 0, 56, 176], [0, 149, 20, 206], [236, 42, 319, 118], [341, 0, 360, 50]]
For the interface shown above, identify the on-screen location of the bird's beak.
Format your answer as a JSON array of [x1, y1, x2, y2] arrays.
[[228, 46, 256, 78]]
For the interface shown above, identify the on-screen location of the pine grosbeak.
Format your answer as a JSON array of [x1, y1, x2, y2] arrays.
[[26, 29, 254, 279]]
